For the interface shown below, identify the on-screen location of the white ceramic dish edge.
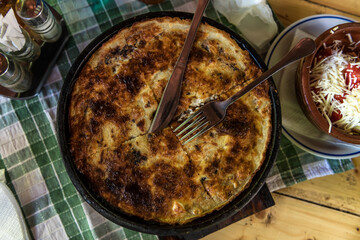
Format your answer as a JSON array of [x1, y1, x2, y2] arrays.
[[265, 14, 360, 159]]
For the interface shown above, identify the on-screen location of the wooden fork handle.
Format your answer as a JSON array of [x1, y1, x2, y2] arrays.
[[177, 0, 209, 67], [223, 38, 316, 108], [149, 0, 210, 133]]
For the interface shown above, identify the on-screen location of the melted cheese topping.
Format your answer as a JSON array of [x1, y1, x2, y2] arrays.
[[310, 49, 360, 134], [69, 17, 272, 224]]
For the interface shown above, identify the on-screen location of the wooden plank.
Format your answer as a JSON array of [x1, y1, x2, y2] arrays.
[[310, 0, 360, 17], [202, 193, 360, 240], [277, 158, 360, 215], [268, 0, 360, 26]]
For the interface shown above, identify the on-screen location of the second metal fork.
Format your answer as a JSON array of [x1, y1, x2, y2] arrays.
[[174, 38, 316, 144]]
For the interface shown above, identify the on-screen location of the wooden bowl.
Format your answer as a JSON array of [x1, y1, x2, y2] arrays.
[[296, 22, 360, 145]]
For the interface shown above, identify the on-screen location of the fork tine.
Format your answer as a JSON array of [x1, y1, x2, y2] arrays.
[[179, 119, 208, 141], [174, 110, 202, 132], [182, 124, 213, 145], [176, 115, 206, 137]]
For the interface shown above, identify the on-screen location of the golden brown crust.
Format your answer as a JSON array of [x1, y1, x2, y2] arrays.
[[176, 83, 272, 204], [88, 128, 217, 224], [69, 17, 272, 224]]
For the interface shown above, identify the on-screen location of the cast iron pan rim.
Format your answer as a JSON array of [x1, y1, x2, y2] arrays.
[[56, 11, 281, 237]]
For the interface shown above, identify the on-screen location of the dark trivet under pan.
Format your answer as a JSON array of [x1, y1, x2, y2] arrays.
[[159, 185, 275, 240]]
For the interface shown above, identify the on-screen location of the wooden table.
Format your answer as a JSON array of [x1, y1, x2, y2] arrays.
[[203, 1, 360, 239]]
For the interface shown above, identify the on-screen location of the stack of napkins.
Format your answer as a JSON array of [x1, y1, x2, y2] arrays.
[[0, 8, 26, 53], [0, 169, 30, 240], [213, 0, 278, 54]]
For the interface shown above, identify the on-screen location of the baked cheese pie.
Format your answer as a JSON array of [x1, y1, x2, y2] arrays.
[[68, 16, 272, 224]]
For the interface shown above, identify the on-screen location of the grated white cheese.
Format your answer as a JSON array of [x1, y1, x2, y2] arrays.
[[346, 33, 354, 44], [310, 48, 360, 134]]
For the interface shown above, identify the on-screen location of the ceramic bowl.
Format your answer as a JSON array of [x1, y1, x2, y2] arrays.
[[297, 22, 360, 145]]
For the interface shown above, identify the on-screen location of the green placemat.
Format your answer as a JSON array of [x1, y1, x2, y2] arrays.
[[0, 0, 354, 239]]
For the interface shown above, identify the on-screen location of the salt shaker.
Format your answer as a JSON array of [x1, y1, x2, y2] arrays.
[[15, 0, 62, 43], [0, 53, 32, 93], [0, 26, 41, 62]]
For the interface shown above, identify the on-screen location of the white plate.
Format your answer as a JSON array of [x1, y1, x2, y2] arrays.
[[265, 14, 360, 159]]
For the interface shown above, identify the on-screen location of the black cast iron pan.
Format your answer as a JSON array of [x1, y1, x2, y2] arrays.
[[56, 11, 281, 238]]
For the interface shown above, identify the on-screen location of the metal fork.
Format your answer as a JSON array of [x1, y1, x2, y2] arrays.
[[174, 38, 316, 144]]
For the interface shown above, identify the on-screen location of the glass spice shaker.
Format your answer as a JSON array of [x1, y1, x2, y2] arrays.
[[0, 26, 41, 62], [15, 0, 62, 43], [0, 53, 32, 93]]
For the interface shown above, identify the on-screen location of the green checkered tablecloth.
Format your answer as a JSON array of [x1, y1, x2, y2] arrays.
[[0, 0, 355, 239]]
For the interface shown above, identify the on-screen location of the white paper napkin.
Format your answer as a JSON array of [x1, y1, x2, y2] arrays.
[[0, 8, 26, 52], [0, 169, 30, 240], [213, 0, 278, 53]]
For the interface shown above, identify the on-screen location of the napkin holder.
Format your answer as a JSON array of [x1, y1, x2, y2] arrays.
[[0, 4, 69, 100]]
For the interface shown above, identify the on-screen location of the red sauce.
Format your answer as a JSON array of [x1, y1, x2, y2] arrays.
[[334, 94, 346, 103], [344, 63, 360, 90], [330, 110, 343, 122]]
